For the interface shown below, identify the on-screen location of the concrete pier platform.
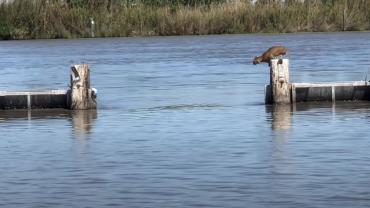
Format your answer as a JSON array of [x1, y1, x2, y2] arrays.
[[0, 90, 69, 109], [292, 81, 370, 102], [265, 59, 370, 104], [0, 64, 97, 110], [266, 81, 370, 104]]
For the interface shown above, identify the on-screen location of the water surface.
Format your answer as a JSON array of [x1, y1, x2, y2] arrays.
[[1, 32, 370, 207]]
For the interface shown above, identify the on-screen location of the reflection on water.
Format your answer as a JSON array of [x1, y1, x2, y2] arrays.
[[267, 101, 370, 131], [266, 104, 293, 131], [0, 109, 97, 138], [145, 103, 225, 111], [294, 101, 370, 112], [71, 110, 97, 138]]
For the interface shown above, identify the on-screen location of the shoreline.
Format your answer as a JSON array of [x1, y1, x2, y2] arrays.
[[1, 1, 369, 41], [1, 30, 369, 41]]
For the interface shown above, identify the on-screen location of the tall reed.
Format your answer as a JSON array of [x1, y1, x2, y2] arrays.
[[1, 0, 370, 40]]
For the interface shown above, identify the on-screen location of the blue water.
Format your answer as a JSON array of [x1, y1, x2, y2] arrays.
[[1, 32, 370, 207]]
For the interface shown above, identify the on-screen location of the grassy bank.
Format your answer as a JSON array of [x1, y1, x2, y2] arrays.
[[1, 0, 370, 40]]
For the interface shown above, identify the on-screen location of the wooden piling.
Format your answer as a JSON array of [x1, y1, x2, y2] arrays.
[[270, 59, 291, 104], [70, 64, 97, 110]]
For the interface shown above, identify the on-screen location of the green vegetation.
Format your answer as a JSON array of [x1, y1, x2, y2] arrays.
[[0, 0, 370, 40]]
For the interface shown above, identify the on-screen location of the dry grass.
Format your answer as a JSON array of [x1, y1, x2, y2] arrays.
[[1, 0, 370, 40]]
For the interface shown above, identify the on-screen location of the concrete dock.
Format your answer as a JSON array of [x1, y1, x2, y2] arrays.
[[0, 64, 96, 110], [265, 59, 370, 104], [0, 90, 69, 109]]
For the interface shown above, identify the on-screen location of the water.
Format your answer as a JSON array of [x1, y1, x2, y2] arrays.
[[0, 32, 370, 207]]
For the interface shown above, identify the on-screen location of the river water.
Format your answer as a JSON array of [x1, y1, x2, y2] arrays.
[[1, 32, 370, 207]]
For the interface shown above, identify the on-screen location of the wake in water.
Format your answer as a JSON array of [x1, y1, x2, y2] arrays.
[[145, 104, 226, 111]]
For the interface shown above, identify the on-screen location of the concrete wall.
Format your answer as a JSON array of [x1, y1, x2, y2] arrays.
[[265, 81, 370, 104], [0, 90, 69, 110]]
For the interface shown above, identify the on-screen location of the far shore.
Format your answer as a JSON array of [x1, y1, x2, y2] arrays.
[[1, 30, 370, 42], [1, 1, 369, 40]]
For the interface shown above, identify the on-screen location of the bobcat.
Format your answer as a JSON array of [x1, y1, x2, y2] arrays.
[[253, 46, 288, 66]]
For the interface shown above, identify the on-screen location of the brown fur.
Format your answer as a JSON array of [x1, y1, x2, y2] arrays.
[[253, 46, 288, 65]]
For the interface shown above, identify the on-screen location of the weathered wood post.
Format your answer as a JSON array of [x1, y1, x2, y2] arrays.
[[70, 64, 97, 110], [270, 59, 291, 104]]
